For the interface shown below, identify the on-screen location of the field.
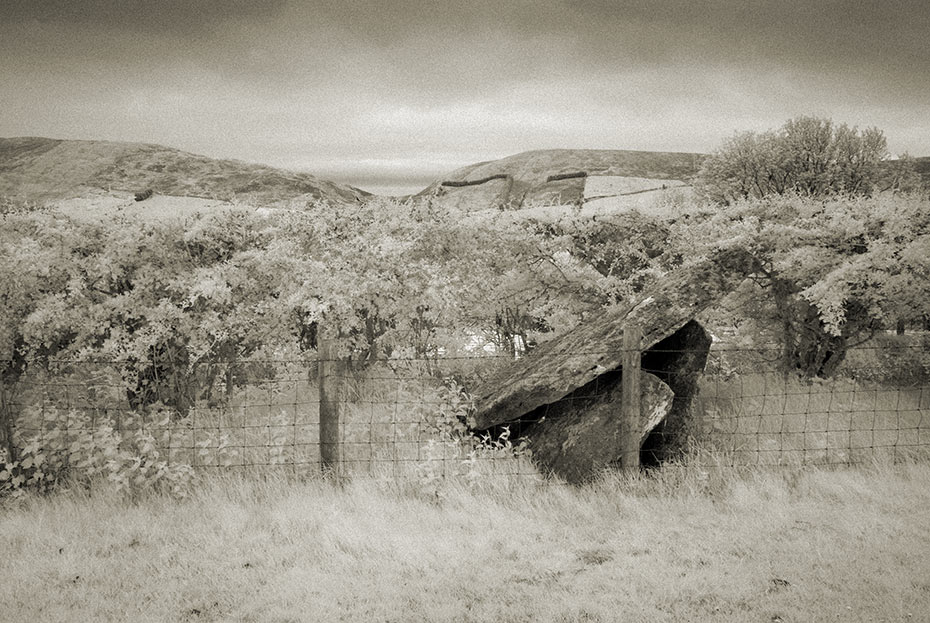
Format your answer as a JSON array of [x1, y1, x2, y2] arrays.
[[2, 461, 928, 622]]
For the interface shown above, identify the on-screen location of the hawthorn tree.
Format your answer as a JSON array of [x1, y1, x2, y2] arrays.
[[271, 198, 570, 363], [682, 192, 930, 377], [696, 116, 888, 204], [878, 154, 927, 195], [270, 200, 476, 363], [1, 207, 300, 442], [538, 210, 685, 300], [72, 210, 298, 413], [267, 197, 671, 365]]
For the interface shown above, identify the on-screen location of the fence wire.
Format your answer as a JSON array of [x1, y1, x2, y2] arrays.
[[2, 344, 929, 484]]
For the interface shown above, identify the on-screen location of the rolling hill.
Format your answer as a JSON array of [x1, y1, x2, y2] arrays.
[[6, 139, 920, 220], [0, 137, 370, 208], [416, 148, 705, 211]]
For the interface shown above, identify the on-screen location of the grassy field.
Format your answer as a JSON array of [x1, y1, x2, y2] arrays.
[[2, 460, 928, 622]]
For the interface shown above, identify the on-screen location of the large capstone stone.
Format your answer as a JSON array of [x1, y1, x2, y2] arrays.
[[471, 249, 758, 432], [470, 252, 751, 484], [518, 370, 674, 484]]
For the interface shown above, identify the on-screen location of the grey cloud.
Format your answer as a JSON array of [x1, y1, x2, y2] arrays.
[[6, 0, 928, 69], [1, 0, 928, 182], [0, 0, 289, 33], [7, 0, 926, 105]]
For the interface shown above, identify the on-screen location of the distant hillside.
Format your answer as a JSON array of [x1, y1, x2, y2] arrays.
[[876, 156, 930, 192], [911, 157, 930, 187], [416, 148, 705, 211], [0, 137, 369, 206]]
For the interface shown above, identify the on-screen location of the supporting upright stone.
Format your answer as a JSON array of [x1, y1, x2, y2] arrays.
[[518, 370, 673, 484]]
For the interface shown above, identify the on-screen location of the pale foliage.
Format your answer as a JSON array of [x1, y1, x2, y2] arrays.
[[696, 116, 888, 204]]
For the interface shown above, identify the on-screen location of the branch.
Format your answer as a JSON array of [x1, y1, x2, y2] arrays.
[[847, 330, 879, 349]]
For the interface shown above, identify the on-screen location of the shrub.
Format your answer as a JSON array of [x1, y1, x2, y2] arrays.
[[0, 407, 195, 499], [414, 379, 532, 492], [840, 333, 930, 386], [696, 116, 887, 204]]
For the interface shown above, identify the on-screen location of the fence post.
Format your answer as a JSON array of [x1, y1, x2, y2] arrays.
[[620, 323, 643, 471], [317, 327, 343, 478]]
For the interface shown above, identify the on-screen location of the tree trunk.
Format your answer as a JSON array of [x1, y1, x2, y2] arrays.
[[1, 351, 28, 464], [776, 292, 876, 378], [126, 341, 194, 416], [0, 382, 18, 464]]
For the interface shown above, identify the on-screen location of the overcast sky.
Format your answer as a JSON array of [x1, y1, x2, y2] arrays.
[[2, 1, 929, 194]]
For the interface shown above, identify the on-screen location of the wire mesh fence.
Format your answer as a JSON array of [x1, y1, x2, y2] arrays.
[[697, 373, 929, 466], [2, 341, 929, 487], [695, 340, 930, 466]]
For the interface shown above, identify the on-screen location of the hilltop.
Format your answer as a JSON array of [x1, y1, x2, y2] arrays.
[[416, 148, 705, 212], [0, 137, 369, 208], [6, 139, 921, 219]]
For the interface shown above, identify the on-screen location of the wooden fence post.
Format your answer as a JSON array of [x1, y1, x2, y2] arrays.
[[620, 324, 643, 471], [318, 327, 344, 478]]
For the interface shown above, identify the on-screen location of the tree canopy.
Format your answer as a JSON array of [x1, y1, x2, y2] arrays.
[[695, 116, 888, 204], [678, 192, 930, 377]]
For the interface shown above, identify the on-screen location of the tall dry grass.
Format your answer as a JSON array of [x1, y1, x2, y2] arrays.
[[2, 458, 928, 622]]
